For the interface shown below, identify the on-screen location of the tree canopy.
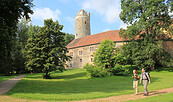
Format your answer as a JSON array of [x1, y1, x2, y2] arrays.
[[0, 0, 33, 75], [25, 19, 70, 78], [119, 0, 173, 70]]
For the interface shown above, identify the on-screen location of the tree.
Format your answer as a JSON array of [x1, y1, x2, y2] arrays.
[[119, 0, 173, 70], [64, 33, 75, 46], [84, 39, 126, 77], [94, 39, 115, 68], [25, 19, 70, 78], [0, 0, 33, 75]]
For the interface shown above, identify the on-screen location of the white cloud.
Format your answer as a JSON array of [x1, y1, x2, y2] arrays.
[[103, 28, 110, 32], [82, 0, 121, 23], [31, 8, 61, 22]]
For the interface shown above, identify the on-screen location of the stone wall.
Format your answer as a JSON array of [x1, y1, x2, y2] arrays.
[[66, 42, 124, 69]]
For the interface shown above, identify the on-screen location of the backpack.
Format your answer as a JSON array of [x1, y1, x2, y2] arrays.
[[144, 72, 150, 81]]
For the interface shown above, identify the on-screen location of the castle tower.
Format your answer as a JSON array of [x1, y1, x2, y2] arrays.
[[75, 9, 91, 39]]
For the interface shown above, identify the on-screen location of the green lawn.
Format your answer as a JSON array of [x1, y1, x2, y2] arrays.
[[126, 93, 173, 102], [5, 68, 173, 101], [0, 74, 19, 82]]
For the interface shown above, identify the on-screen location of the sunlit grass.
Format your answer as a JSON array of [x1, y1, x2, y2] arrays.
[[5, 68, 173, 101]]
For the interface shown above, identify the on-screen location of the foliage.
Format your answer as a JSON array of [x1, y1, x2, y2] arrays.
[[0, 0, 33, 75], [5, 68, 173, 101], [84, 63, 110, 77], [119, 0, 173, 70], [64, 33, 75, 46], [94, 39, 115, 68], [85, 40, 126, 77], [25, 19, 70, 79], [112, 48, 126, 65], [109, 64, 124, 75]]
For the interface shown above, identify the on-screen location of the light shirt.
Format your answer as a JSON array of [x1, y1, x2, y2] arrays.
[[141, 72, 149, 80]]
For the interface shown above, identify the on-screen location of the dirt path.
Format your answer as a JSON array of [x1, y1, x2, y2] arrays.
[[73, 87, 173, 102], [0, 74, 25, 95]]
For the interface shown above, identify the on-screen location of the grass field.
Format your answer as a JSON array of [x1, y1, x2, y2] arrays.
[[5, 68, 173, 101], [0, 74, 19, 82], [126, 93, 173, 102]]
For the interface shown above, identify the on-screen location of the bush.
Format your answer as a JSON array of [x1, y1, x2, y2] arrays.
[[110, 65, 138, 75], [110, 64, 124, 75], [84, 63, 110, 77]]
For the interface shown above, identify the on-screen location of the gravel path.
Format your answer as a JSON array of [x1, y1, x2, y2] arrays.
[[0, 74, 25, 95], [73, 87, 173, 102]]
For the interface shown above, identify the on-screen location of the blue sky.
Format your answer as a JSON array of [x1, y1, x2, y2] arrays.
[[31, 0, 127, 35]]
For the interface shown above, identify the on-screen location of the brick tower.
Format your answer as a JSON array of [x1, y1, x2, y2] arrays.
[[75, 9, 91, 39]]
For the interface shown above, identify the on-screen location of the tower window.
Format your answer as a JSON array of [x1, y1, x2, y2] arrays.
[[76, 33, 78, 36], [85, 21, 86, 24]]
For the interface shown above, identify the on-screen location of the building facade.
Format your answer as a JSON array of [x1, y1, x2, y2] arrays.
[[66, 9, 173, 69]]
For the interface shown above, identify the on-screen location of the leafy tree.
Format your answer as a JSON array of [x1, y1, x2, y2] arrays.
[[25, 19, 70, 78], [85, 39, 126, 77], [64, 33, 75, 46], [94, 39, 115, 68], [119, 0, 173, 70], [0, 0, 33, 75]]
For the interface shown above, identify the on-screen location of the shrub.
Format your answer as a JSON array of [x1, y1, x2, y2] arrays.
[[84, 63, 110, 77], [110, 64, 124, 75]]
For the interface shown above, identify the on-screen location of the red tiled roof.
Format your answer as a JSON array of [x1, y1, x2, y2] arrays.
[[66, 30, 122, 49]]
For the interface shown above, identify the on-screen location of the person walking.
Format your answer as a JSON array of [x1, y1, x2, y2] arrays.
[[132, 70, 139, 95], [140, 68, 151, 96]]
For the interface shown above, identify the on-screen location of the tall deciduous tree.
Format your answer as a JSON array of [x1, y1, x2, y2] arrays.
[[25, 19, 70, 78], [119, 0, 173, 70], [0, 0, 33, 75]]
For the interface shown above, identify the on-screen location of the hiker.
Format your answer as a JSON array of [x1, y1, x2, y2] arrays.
[[140, 68, 151, 96], [132, 70, 139, 95]]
